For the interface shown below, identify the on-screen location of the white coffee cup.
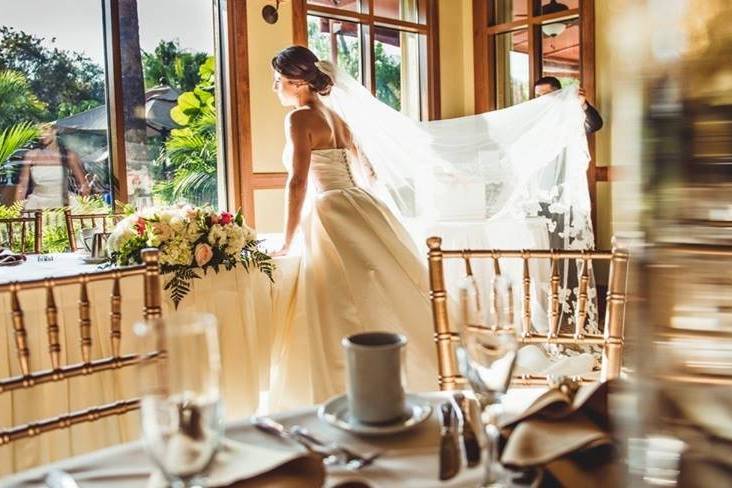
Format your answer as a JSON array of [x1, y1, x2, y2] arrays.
[[342, 332, 409, 425]]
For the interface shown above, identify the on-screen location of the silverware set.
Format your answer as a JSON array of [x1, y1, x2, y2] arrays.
[[438, 393, 482, 481], [252, 416, 381, 471]]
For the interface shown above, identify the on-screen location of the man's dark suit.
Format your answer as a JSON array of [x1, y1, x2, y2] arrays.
[[584, 103, 603, 134]]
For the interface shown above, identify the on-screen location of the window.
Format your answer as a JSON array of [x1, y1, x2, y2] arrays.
[[1, 0, 110, 210], [474, 0, 591, 111], [0, 0, 228, 212], [300, 0, 438, 121]]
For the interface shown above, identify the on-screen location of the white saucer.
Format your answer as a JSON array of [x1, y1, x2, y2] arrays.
[[318, 394, 432, 436], [81, 256, 108, 265]]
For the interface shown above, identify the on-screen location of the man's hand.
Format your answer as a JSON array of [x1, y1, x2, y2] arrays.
[[578, 87, 588, 109]]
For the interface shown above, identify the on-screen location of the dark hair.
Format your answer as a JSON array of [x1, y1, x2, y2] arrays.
[[534, 76, 562, 90], [271, 45, 333, 96]]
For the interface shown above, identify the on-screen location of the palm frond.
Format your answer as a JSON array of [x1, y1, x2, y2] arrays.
[[0, 122, 39, 164]]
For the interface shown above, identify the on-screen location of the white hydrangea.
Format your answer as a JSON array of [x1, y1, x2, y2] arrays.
[[208, 224, 228, 246], [107, 215, 138, 253], [160, 237, 193, 266]]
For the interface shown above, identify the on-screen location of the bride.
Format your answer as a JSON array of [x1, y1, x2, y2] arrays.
[[268, 46, 439, 407], [268, 45, 597, 408]]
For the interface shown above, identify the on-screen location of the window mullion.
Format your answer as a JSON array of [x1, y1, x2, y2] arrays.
[[102, 0, 128, 206]]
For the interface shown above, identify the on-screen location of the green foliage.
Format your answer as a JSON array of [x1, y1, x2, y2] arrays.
[[0, 69, 47, 129], [307, 19, 402, 111], [142, 40, 209, 92], [0, 26, 105, 121], [155, 56, 218, 206], [373, 42, 401, 112], [0, 121, 38, 165]]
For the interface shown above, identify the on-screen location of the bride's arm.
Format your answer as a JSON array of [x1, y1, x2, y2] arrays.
[[276, 111, 311, 256]]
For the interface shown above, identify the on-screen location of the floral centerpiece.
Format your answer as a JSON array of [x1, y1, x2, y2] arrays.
[[107, 205, 273, 307]]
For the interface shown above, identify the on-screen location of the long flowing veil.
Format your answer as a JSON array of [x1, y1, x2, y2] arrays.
[[315, 60, 593, 251], [315, 60, 598, 366]]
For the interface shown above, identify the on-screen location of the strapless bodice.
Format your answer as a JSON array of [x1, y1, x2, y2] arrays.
[[309, 148, 358, 193]]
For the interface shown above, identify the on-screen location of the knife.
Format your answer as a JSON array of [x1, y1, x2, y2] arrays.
[[452, 392, 481, 467], [438, 401, 461, 481]]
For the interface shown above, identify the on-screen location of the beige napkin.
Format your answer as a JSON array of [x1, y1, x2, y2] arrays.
[[0, 248, 26, 266], [500, 380, 621, 487], [148, 439, 325, 488]]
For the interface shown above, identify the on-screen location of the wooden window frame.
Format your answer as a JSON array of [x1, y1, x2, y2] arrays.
[[102, 0, 234, 210], [473, 0, 604, 229], [294, 0, 441, 123], [220, 0, 442, 227]]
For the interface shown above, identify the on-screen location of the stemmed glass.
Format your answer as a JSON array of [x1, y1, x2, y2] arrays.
[[135, 312, 224, 488], [456, 274, 519, 488]]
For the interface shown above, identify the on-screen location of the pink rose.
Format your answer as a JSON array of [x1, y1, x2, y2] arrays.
[[135, 217, 146, 236], [220, 212, 233, 225], [194, 243, 213, 267], [210, 213, 220, 225]]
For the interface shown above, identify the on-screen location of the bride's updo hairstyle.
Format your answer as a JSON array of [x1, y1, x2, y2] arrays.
[[272, 46, 334, 96]]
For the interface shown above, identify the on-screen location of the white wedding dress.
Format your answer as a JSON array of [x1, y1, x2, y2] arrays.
[[269, 61, 601, 410], [24, 165, 66, 209], [269, 147, 438, 409]]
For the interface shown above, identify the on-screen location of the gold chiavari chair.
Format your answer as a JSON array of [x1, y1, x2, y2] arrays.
[[64, 209, 124, 251], [0, 211, 42, 254], [426, 236, 630, 390], [0, 249, 162, 445]]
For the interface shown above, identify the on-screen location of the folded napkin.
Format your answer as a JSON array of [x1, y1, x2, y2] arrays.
[[0, 248, 26, 266], [500, 380, 621, 487], [148, 439, 325, 488]]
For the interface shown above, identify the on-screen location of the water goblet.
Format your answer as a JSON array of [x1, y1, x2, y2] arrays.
[[135, 312, 224, 488], [457, 278, 519, 487]]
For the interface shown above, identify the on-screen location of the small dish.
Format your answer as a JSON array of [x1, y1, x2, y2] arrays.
[[81, 256, 108, 265], [318, 394, 432, 436]]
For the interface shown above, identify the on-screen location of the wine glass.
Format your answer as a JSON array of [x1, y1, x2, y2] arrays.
[[457, 274, 519, 488], [135, 312, 224, 488]]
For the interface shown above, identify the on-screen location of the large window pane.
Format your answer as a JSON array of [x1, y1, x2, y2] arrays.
[[120, 0, 223, 209], [491, 0, 527, 25], [1, 0, 110, 211], [495, 29, 530, 108], [374, 27, 422, 120], [307, 0, 361, 13], [307, 15, 362, 83], [374, 0, 427, 24], [541, 19, 580, 89]]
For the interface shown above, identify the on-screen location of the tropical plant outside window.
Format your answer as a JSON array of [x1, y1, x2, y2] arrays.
[[0, 0, 225, 230]]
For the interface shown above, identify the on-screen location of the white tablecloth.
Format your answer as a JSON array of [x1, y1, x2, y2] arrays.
[[2, 389, 546, 488], [0, 220, 552, 476]]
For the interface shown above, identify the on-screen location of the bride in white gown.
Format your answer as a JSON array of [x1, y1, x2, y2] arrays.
[[268, 46, 600, 409], [268, 46, 438, 407]]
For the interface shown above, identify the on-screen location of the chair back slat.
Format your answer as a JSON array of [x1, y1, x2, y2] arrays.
[[11, 287, 31, 377], [549, 254, 561, 338], [110, 275, 122, 357], [44, 282, 61, 371], [602, 248, 630, 381], [426, 237, 465, 390], [426, 237, 630, 389], [576, 257, 591, 339], [521, 252, 531, 338], [0, 249, 162, 445], [78, 279, 92, 364]]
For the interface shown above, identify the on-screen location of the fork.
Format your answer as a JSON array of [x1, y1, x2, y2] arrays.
[[290, 425, 381, 470]]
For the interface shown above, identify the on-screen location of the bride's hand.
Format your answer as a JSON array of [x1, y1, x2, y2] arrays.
[[271, 245, 290, 257]]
